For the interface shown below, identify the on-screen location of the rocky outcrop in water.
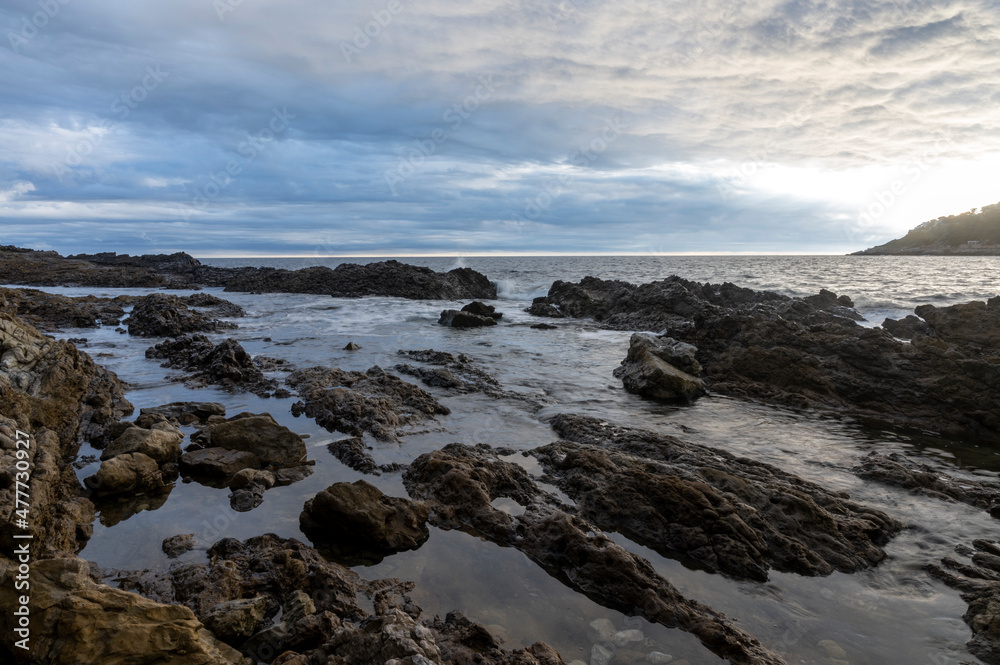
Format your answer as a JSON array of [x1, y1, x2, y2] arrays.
[[140, 401, 227, 425], [926, 539, 1000, 664], [855, 452, 1000, 517], [614, 333, 706, 402], [394, 349, 538, 405], [0, 557, 249, 664], [439, 301, 504, 328], [300, 480, 430, 563], [0, 287, 133, 331], [540, 414, 902, 581], [1, 245, 498, 300], [403, 443, 787, 665], [288, 365, 450, 441], [109, 533, 564, 665], [146, 334, 281, 397], [126, 293, 238, 337]]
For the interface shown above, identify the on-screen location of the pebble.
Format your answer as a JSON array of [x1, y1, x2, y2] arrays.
[[646, 652, 672, 664], [588, 618, 617, 645], [614, 629, 644, 647], [592, 644, 615, 665], [817, 639, 848, 660]]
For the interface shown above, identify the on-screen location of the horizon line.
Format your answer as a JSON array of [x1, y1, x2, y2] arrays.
[[193, 251, 852, 259]]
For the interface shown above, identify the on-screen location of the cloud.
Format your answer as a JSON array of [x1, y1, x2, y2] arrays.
[[1, 0, 998, 255]]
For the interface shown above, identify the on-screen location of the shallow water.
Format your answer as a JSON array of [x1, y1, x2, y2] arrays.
[[11, 255, 1000, 665]]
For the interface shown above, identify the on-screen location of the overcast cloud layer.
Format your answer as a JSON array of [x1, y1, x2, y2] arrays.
[[1, 0, 999, 255]]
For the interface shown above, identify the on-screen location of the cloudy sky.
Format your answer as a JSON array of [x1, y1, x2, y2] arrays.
[[1, 0, 998, 256]]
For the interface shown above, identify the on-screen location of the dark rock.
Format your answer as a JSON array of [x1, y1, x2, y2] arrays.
[[530, 323, 558, 330], [927, 540, 1000, 664], [162, 534, 196, 558], [300, 480, 430, 562], [526, 298, 564, 318], [146, 334, 278, 397], [327, 437, 381, 475], [343, 341, 360, 351], [542, 414, 902, 581], [207, 413, 307, 467], [394, 349, 538, 404], [461, 301, 503, 320], [139, 401, 226, 425], [439, 309, 498, 327], [614, 333, 706, 402], [882, 314, 929, 339], [0, 286, 133, 331], [230, 487, 265, 512], [287, 365, 449, 441], [125, 293, 236, 337], [184, 292, 245, 318], [914, 300, 1000, 349]]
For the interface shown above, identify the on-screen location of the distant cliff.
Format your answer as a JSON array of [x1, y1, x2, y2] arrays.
[[853, 201, 1000, 255]]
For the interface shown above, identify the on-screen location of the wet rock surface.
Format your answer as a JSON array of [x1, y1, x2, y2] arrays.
[[325, 436, 395, 475], [614, 333, 706, 402], [440, 301, 504, 328], [126, 293, 238, 338], [140, 401, 227, 425], [0, 286, 133, 331], [855, 452, 1000, 516], [109, 533, 564, 665], [539, 414, 902, 581], [300, 480, 430, 563], [288, 365, 450, 441], [0, 557, 249, 664], [146, 334, 280, 397], [927, 540, 1000, 664], [403, 444, 787, 665], [394, 348, 535, 403]]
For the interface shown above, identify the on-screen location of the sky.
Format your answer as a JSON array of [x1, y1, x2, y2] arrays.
[[1, 0, 999, 256]]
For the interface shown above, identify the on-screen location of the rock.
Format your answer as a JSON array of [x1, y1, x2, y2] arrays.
[[394, 349, 536, 404], [0, 286, 132, 331], [140, 402, 226, 425], [162, 534, 196, 558], [926, 541, 1000, 665], [882, 314, 929, 339], [588, 618, 617, 644], [229, 487, 265, 512], [327, 437, 381, 475], [180, 448, 262, 479], [462, 301, 504, 320], [221, 260, 497, 300], [126, 292, 236, 337], [146, 334, 278, 397], [591, 644, 615, 665], [207, 413, 306, 467], [85, 452, 165, 496], [229, 468, 276, 491], [439, 309, 498, 328], [101, 426, 183, 463], [288, 365, 450, 442], [614, 629, 644, 647], [202, 596, 269, 643], [531, 323, 558, 330], [300, 480, 430, 561], [404, 444, 786, 665], [646, 652, 672, 664], [540, 414, 902, 581], [816, 639, 848, 660], [854, 452, 1000, 516], [343, 341, 361, 350], [526, 299, 564, 318], [614, 334, 706, 402], [185, 292, 246, 318], [0, 557, 249, 665]]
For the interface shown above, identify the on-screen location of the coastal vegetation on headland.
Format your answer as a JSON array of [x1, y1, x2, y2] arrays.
[[854, 199, 1000, 254]]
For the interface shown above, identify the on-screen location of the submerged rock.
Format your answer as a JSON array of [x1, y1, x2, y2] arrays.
[[404, 444, 787, 665], [614, 333, 706, 402], [140, 401, 226, 425], [300, 480, 430, 562], [439, 309, 499, 328], [927, 540, 1000, 664], [288, 365, 449, 441], [162, 533, 197, 558]]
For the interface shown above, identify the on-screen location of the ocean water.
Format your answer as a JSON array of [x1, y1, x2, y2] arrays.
[[14, 255, 1000, 665]]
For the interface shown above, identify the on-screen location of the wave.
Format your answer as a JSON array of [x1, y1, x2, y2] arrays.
[[493, 279, 550, 301]]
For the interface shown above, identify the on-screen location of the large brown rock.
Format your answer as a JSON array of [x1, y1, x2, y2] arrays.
[[85, 452, 165, 496], [614, 333, 706, 402], [207, 414, 306, 467], [0, 557, 249, 664], [300, 480, 429, 560], [180, 448, 262, 479], [101, 427, 184, 463]]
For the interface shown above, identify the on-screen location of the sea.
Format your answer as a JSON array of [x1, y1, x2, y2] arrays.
[[18, 255, 1000, 665]]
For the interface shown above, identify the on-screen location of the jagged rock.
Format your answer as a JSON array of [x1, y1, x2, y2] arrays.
[[163, 534, 197, 558], [539, 414, 902, 581], [854, 452, 1000, 516], [614, 333, 706, 402], [146, 335, 278, 397], [185, 293, 246, 318], [180, 448, 261, 479], [927, 540, 1000, 664], [914, 299, 1000, 349], [207, 414, 306, 467], [101, 427, 184, 464], [140, 402, 226, 425], [461, 301, 503, 320], [84, 452, 164, 496], [0, 286, 132, 331], [228, 468, 276, 491], [882, 314, 929, 339], [394, 349, 536, 404], [300, 480, 430, 561], [531, 323, 558, 330], [404, 444, 786, 665], [0, 557, 249, 664], [526, 299, 564, 318], [288, 365, 449, 441], [327, 437, 381, 475], [343, 342, 361, 351], [202, 596, 269, 643], [126, 293, 236, 337]]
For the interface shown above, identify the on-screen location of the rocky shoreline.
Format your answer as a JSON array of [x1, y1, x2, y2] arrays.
[[2, 248, 1000, 664]]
